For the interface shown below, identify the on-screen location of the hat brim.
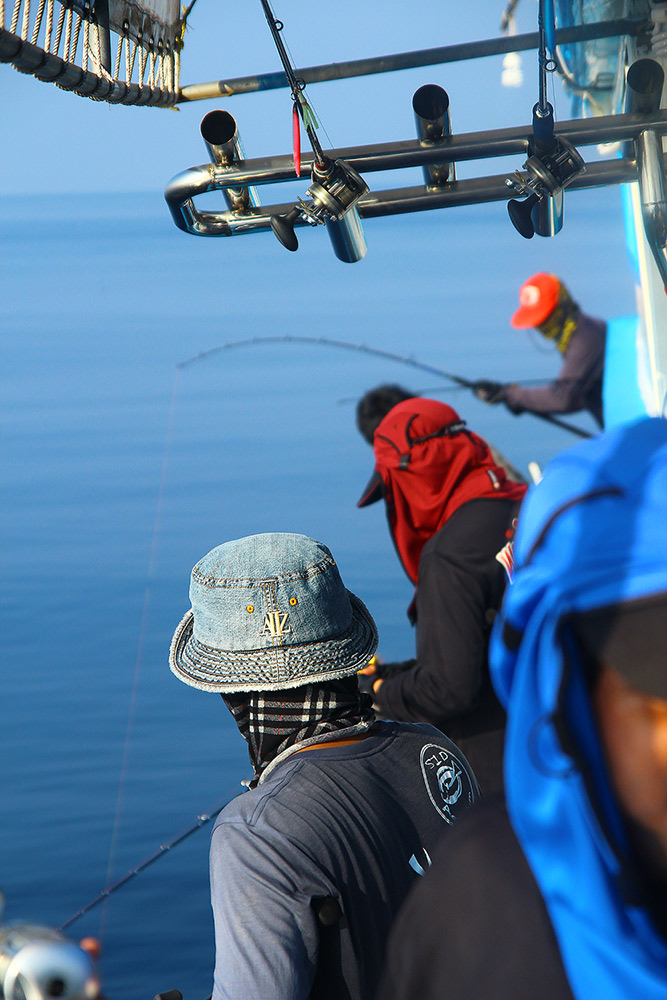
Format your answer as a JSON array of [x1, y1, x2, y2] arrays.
[[357, 468, 383, 507], [169, 589, 379, 693], [511, 303, 554, 329]]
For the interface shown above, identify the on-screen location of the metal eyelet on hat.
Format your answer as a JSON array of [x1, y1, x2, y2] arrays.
[[290, 597, 298, 606], [247, 605, 254, 613]]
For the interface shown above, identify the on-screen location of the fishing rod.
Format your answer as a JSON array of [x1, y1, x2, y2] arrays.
[[178, 335, 592, 439], [253, 0, 369, 260], [258, 0, 327, 172], [58, 797, 232, 931], [336, 376, 568, 404]]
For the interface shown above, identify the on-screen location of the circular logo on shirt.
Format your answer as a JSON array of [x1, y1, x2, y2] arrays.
[[420, 744, 476, 824]]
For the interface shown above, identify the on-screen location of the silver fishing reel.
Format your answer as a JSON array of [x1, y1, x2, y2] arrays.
[[306, 158, 369, 222], [271, 158, 369, 261], [0, 925, 100, 1000], [506, 136, 585, 238]]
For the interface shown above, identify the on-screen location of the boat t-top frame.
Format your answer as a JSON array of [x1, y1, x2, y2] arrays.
[[165, 13, 667, 276]]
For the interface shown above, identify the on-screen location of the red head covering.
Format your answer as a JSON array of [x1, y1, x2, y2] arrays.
[[362, 399, 526, 584]]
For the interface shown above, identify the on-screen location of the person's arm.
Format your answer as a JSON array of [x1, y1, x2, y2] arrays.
[[374, 525, 490, 726], [503, 366, 583, 415], [209, 820, 319, 1000], [503, 319, 605, 416]]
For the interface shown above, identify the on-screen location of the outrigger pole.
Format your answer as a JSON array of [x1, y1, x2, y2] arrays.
[[177, 17, 648, 102], [178, 335, 592, 439]]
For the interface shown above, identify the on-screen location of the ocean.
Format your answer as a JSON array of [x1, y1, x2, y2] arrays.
[[1, 186, 635, 999]]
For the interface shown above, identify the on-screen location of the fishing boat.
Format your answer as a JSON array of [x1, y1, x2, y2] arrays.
[[161, 0, 667, 425], [5, 0, 663, 413], [1, 1, 666, 998]]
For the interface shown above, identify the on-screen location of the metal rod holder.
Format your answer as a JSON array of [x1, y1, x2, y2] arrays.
[[636, 129, 667, 285], [200, 110, 260, 211], [164, 108, 667, 256], [412, 84, 455, 187], [326, 207, 367, 263], [625, 60, 667, 283]]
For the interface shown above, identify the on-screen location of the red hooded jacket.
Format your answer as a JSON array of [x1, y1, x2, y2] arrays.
[[363, 399, 526, 584]]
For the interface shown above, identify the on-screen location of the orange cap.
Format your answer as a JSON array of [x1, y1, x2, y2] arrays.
[[511, 273, 561, 328]]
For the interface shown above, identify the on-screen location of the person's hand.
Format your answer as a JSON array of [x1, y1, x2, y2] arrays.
[[474, 380, 507, 404], [358, 655, 378, 676], [358, 656, 378, 695], [358, 656, 386, 698], [504, 393, 525, 415]]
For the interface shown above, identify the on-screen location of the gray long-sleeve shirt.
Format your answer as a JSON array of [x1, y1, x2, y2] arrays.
[[209, 720, 479, 1000], [504, 314, 606, 427]]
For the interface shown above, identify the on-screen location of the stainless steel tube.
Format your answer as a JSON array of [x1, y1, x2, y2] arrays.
[[623, 59, 665, 160], [636, 129, 667, 285], [200, 110, 260, 211], [176, 18, 648, 102], [412, 84, 455, 187], [532, 190, 564, 237], [169, 110, 667, 193], [626, 59, 665, 114], [164, 157, 639, 239], [325, 207, 367, 263]]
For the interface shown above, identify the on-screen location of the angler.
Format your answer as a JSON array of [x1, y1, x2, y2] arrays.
[[475, 273, 606, 428], [356, 396, 526, 794], [180, 334, 592, 439], [168, 531, 478, 1000]]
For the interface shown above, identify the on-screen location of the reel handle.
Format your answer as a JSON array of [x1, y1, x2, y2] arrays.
[[507, 193, 539, 239], [270, 206, 301, 252]]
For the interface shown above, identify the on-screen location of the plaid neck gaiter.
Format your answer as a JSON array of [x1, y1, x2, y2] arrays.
[[222, 676, 376, 788]]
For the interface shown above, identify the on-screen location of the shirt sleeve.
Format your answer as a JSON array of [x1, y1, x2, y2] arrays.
[[504, 319, 605, 416], [209, 819, 320, 1000], [375, 517, 492, 725]]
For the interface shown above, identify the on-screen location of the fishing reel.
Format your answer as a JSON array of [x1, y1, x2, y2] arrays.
[[271, 158, 369, 262], [506, 131, 585, 239], [0, 923, 101, 1000]]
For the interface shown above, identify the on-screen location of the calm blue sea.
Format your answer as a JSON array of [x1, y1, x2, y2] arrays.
[[1, 187, 635, 999]]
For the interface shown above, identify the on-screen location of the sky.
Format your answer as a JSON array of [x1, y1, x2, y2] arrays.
[[1, 1, 559, 197]]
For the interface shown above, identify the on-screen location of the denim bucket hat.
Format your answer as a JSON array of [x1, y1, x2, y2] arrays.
[[170, 532, 378, 693]]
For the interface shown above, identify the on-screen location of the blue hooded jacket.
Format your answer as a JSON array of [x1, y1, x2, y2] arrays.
[[490, 417, 667, 1000]]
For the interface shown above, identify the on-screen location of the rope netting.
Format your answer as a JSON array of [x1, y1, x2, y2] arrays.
[[0, 0, 184, 104]]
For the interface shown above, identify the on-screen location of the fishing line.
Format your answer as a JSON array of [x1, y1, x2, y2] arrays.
[[96, 367, 182, 940], [338, 384, 456, 404], [178, 335, 592, 438]]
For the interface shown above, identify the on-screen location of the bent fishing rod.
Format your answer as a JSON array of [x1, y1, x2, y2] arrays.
[[336, 376, 572, 403], [178, 335, 592, 439]]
